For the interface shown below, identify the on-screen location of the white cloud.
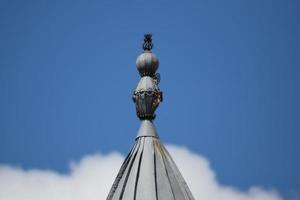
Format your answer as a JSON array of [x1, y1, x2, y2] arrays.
[[0, 145, 283, 200]]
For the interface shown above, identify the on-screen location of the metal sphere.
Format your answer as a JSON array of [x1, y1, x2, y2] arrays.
[[136, 51, 159, 77]]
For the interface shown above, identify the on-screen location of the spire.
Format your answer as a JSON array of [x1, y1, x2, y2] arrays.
[[106, 34, 195, 200]]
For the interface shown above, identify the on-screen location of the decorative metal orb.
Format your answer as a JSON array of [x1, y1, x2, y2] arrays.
[[132, 77, 162, 120], [136, 51, 159, 77]]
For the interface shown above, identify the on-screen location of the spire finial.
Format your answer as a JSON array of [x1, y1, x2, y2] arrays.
[[107, 34, 195, 200], [136, 34, 159, 77], [143, 33, 153, 51], [133, 34, 163, 120]]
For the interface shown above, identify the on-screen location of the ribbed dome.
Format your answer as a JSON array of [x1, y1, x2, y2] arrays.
[[136, 51, 159, 77], [106, 120, 195, 200]]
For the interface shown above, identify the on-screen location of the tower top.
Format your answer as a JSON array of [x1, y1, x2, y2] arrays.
[[106, 34, 195, 200]]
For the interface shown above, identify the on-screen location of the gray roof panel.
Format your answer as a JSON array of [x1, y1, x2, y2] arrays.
[[107, 123, 195, 200]]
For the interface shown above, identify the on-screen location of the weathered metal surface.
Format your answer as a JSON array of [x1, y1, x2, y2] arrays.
[[107, 126, 195, 200], [136, 51, 159, 77], [132, 75, 162, 120], [136, 120, 158, 138], [106, 34, 195, 200]]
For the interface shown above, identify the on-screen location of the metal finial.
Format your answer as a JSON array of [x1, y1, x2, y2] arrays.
[[107, 35, 195, 200], [143, 33, 153, 51], [133, 34, 162, 120]]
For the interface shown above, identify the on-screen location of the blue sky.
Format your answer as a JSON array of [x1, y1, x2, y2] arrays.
[[0, 0, 299, 198]]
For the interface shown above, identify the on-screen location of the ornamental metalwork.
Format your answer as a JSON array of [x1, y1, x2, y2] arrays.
[[106, 34, 195, 200], [133, 35, 163, 120]]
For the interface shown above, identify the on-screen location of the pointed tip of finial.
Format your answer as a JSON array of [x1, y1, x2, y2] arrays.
[[143, 33, 153, 51], [144, 33, 152, 39]]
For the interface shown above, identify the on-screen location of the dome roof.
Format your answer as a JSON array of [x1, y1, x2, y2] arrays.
[[136, 51, 159, 77], [106, 120, 195, 200]]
